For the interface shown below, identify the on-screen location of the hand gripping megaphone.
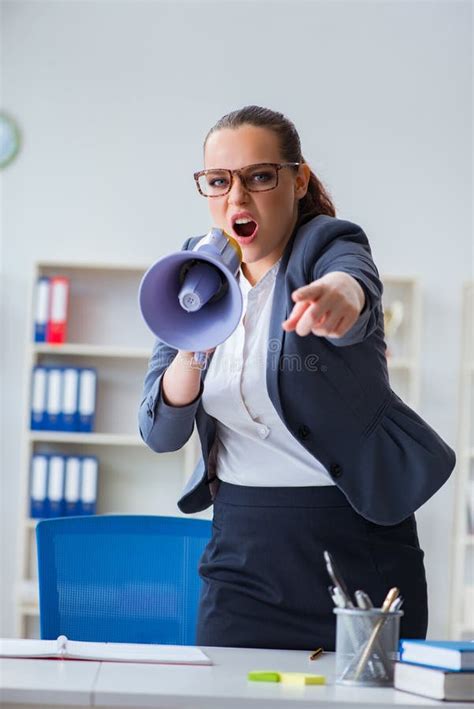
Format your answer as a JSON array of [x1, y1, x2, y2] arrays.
[[139, 228, 243, 354]]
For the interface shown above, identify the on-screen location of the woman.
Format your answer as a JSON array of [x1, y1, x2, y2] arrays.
[[139, 105, 455, 650]]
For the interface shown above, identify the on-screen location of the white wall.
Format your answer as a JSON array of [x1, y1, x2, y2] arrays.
[[1, 0, 472, 638]]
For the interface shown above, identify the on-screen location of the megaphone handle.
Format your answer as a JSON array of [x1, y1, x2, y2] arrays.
[[192, 351, 208, 368]]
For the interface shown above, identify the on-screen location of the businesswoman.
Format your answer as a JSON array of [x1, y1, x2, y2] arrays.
[[139, 106, 455, 650]]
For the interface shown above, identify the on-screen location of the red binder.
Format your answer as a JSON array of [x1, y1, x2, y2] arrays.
[[47, 276, 69, 344]]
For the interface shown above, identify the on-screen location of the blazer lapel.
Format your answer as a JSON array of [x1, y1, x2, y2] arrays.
[[266, 226, 299, 421]]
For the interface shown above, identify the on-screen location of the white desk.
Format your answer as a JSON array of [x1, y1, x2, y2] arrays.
[[1, 648, 472, 708]]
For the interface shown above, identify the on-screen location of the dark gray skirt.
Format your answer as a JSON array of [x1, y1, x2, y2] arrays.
[[196, 481, 428, 650]]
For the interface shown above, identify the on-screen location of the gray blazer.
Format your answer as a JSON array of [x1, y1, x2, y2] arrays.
[[139, 214, 455, 525]]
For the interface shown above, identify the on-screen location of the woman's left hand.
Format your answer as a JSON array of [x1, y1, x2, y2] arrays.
[[282, 271, 366, 339]]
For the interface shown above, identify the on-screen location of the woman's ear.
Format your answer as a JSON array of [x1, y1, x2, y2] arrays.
[[295, 163, 311, 199]]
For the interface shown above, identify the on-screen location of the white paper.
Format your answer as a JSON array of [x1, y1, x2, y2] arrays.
[[0, 638, 211, 665]]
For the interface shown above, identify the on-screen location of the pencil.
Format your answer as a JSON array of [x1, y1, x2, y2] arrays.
[[309, 647, 324, 661]]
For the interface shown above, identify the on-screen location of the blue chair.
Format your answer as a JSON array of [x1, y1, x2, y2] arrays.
[[36, 515, 211, 645]]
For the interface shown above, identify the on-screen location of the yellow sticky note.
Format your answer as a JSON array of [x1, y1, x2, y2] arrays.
[[279, 672, 326, 686]]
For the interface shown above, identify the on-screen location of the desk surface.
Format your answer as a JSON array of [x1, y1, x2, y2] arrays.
[[1, 647, 472, 709]]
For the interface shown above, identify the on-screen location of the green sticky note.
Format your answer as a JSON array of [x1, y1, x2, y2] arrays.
[[248, 670, 281, 683]]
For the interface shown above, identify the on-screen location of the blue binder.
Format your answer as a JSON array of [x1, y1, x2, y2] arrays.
[[78, 369, 97, 433], [60, 368, 80, 432], [30, 366, 48, 430], [29, 454, 49, 518], [79, 456, 98, 515], [45, 367, 63, 431], [34, 277, 50, 343], [64, 456, 81, 516], [47, 455, 65, 518]]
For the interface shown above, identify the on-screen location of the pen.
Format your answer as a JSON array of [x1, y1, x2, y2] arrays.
[[323, 551, 354, 608], [353, 587, 400, 681], [332, 584, 379, 678], [389, 595, 403, 612], [354, 589, 392, 679]]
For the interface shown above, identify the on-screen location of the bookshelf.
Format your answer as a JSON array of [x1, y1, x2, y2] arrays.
[[382, 276, 421, 409], [15, 261, 202, 638], [450, 282, 474, 639], [15, 266, 420, 638]]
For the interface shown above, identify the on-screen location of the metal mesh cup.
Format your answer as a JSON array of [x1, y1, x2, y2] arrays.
[[334, 607, 404, 686]]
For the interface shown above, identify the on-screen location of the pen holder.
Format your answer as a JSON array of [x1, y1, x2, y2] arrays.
[[334, 607, 403, 687]]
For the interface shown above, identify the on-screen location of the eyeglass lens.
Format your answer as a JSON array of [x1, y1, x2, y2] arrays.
[[198, 164, 278, 196]]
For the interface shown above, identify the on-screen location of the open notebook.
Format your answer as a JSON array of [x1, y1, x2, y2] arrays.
[[0, 636, 211, 665]]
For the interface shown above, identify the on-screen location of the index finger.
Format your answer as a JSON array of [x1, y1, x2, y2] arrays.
[[282, 300, 311, 331], [292, 281, 326, 302]]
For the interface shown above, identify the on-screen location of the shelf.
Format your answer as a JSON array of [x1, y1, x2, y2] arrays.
[[36, 260, 149, 273], [29, 432, 145, 446], [381, 275, 420, 285], [32, 343, 151, 359], [387, 358, 415, 370]]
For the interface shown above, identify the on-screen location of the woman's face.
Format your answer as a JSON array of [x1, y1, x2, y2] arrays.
[[203, 124, 310, 283]]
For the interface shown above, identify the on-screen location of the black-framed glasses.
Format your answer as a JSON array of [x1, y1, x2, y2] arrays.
[[193, 162, 301, 197]]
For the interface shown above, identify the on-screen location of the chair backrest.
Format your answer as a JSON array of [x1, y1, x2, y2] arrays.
[[36, 515, 211, 645]]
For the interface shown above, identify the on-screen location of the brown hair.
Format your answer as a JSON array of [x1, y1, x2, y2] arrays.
[[203, 105, 336, 224]]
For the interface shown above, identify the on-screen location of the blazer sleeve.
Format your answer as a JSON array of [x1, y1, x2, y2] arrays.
[[310, 218, 383, 347], [138, 237, 204, 453]]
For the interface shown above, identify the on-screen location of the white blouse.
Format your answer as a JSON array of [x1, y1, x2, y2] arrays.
[[201, 260, 335, 487]]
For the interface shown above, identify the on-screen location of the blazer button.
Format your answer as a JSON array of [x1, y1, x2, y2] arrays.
[[298, 425, 310, 440], [330, 463, 342, 478]]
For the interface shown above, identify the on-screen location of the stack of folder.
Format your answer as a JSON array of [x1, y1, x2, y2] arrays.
[[34, 276, 70, 344], [394, 639, 474, 701], [30, 366, 97, 432], [30, 454, 98, 518]]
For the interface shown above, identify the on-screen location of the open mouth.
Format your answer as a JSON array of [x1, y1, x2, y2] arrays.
[[232, 219, 258, 240]]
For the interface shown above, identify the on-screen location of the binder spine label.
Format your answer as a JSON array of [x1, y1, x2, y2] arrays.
[[62, 368, 79, 431], [78, 369, 97, 432], [31, 367, 47, 430], [80, 457, 98, 515], [45, 368, 62, 430], [30, 455, 48, 518], [64, 456, 81, 515], [47, 455, 65, 517]]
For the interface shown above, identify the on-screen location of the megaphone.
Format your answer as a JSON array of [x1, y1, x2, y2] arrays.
[[139, 228, 243, 353]]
